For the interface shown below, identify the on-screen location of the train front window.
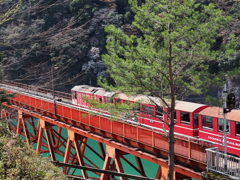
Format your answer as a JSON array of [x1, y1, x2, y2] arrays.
[[236, 122, 240, 136], [180, 111, 190, 125], [202, 115, 213, 130], [218, 118, 229, 133]]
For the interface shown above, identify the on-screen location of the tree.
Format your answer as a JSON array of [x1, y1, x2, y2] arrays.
[[100, 0, 236, 179], [0, 121, 68, 180], [0, 0, 20, 111], [0, 90, 16, 108]]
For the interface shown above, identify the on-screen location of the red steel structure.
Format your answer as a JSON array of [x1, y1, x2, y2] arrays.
[[0, 81, 209, 180]]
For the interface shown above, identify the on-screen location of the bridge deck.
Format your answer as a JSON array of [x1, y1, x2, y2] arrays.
[[0, 82, 209, 179]]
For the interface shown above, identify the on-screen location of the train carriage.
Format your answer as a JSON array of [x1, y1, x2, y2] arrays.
[[138, 100, 208, 137], [71, 85, 240, 157], [198, 107, 240, 156], [71, 85, 114, 107]]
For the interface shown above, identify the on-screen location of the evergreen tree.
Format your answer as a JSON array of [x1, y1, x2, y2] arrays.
[[100, 0, 236, 179]]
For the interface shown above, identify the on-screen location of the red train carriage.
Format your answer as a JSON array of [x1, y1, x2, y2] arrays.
[[138, 99, 208, 137], [198, 107, 240, 156], [71, 85, 240, 156], [71, 85, 209, 138], [71, 85, 115, 107]]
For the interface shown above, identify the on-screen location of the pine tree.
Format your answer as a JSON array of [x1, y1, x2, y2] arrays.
[[100, 0, 236, 179]]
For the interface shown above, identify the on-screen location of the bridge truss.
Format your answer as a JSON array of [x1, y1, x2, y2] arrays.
[[0, 82, 208, 180]]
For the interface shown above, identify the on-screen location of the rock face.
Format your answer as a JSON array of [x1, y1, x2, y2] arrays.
[[0, 0, 128, 92], [81, 7, 124, 86], [0, 0, 240, 100]]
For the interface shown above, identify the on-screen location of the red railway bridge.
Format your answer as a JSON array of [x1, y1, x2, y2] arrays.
[[0, 81, 210, 180]]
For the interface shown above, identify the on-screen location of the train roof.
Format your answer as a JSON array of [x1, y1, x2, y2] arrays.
[[116, 94, 208, 112], [198, 107, 240, 121], [72, 85, 208, 112], [71, 85, 115, 97], [175, 101, 208, 112]]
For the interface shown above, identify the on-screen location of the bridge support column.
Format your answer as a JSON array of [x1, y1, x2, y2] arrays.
[[45, 124, 56, 161], [36, 119, 56, 161], [63, 130, 88, 179], [16, 110, 23, 135], [16, 110, 32, 147], [155, 166, 192, 180], [36, 119, 44, 154], [175, 172, 192, 180], [100, 145, 127, 180], [156, 166, 169, 180]]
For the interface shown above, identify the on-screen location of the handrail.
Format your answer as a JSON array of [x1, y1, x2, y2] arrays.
[[206, 147, 240, 180], [2, 81, 72, 101]]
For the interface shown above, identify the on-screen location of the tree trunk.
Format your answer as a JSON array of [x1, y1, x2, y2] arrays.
[[167, 117, 175, 180]]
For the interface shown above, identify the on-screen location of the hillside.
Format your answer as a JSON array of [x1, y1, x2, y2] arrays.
[[0, 0, 240, 100]]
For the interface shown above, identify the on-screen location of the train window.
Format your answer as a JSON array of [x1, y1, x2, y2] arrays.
[[142, 105, 155, 116], [73, 91, 77, 99], [156, 106, 164, 118], [218, 118, 229, 133], [116, 99, 121, 103], [99, 98, 103, 103], [105, 97, 113, 103], [236, 122, 240, 136], [104, 97, 108, 103], [180, 111, 190, 125], [149, 106, 154, 116], [202, 116, 213, 130], [143, 105, 148, 114], [194, 114, 199, 126]]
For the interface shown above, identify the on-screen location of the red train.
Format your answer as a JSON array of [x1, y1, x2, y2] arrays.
[[71, 85, 240, 156]]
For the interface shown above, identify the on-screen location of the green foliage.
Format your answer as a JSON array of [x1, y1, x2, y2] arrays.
[[101, 2, 236, 179], [101, 0, 235, 101], [227, 1, 240, 19], [69, 0, 92, 14], [217, 38, 240, 75], [84, 95, 140, 121], [0, 121, 68, 180], [69, 0, 98, 25], [205, 95, 222, 107], [0, 90, 15, 108]]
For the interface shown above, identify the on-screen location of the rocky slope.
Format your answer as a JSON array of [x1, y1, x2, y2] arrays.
[[0, 0, 239, 100]]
